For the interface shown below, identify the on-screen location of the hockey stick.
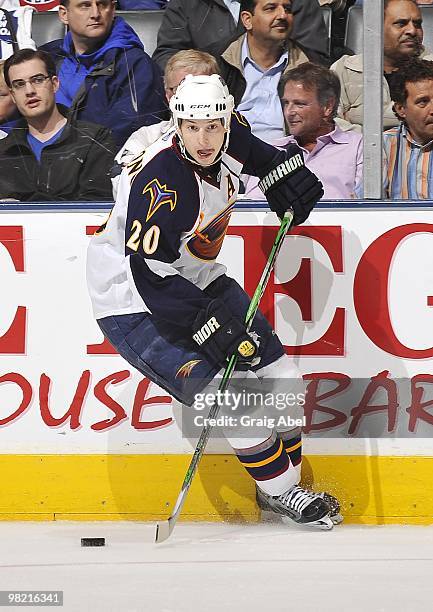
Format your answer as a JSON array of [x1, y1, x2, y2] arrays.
[[155, 210, 294, 543]]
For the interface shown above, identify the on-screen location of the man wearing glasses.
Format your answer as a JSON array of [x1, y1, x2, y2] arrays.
[[0, 48, 115, 201]]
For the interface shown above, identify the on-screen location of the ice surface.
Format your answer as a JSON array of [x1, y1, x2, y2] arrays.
[[0, 522, 432, 612]]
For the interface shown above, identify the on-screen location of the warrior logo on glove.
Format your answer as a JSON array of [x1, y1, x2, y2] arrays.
[[258, 155, 304, 192], [193, 314, 257, 359], [258, 145, 323, 225], [192, 300, 258, 366], [193, 317, 221, 345]]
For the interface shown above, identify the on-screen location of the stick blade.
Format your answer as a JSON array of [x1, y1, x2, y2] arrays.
[[155, 519, 172, 543]]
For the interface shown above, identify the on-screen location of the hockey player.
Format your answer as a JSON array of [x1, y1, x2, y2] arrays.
[[87, 74, 340, 529]]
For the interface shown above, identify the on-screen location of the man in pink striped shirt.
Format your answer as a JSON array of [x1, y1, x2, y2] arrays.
[[243, 62, 363, 200]]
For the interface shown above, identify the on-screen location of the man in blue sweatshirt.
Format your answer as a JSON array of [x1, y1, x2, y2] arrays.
[[41, 0, 168, 148]]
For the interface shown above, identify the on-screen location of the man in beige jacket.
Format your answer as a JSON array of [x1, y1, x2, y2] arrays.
[[331, 0, 433, 130], [213, 0, 310, 143]]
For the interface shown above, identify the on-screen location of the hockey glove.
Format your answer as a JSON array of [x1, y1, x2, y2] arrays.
[[192, 299, 258, 367], [258, 150, 323, 225]]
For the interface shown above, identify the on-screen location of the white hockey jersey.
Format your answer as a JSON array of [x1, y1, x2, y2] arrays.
[[87, 113, 288, 326]]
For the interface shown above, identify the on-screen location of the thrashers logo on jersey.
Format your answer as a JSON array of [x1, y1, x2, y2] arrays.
[[186, 203, 235, 262], [143, 178, 178, 222], [175, 359, 202, 378]]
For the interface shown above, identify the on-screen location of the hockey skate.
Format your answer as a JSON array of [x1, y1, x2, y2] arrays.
[[256, 485, 334, 530]]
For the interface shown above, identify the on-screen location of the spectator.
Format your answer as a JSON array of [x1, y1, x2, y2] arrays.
[[0, 60, 17, 138], [41, 0, 168, 148], [0, 0, 35, 60], [112, 49, 219, 197], [244, 62, 362, 198], [212, 0, 310, 143], [331, 0, 433, 130], [0, 49, 115, 201], [152, 0, 330, 71], [384, 59, 433, 198]]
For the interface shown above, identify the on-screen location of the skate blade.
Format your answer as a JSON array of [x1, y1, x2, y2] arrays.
[[287, 514, 333, 530], [261, 509, 334, 530], [330, 512, 344, 525]]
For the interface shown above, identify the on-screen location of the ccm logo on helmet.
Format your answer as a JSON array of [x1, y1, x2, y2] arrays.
[[189, 105, 212, 109], [193, 317, 221, 345]]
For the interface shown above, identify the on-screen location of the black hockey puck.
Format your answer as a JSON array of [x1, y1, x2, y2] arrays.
[[81, 537, 105, 547]]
